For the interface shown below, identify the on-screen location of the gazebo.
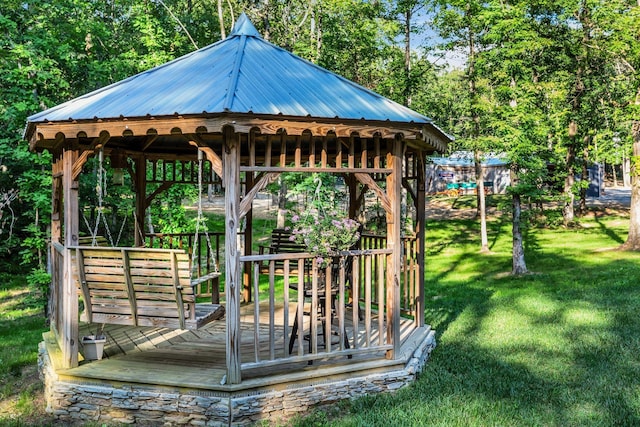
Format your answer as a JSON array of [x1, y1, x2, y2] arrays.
[[27, 14, 450, 425]]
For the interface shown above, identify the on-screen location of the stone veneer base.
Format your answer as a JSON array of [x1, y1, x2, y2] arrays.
[[38, 330, 435, 426]]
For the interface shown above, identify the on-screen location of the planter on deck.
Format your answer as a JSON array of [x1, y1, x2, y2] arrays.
[[82, 335, 106, 360]]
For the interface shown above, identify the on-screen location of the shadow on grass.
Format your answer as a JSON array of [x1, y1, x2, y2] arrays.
[[294, 222, 640, 426], [591, 210, 626, 244]]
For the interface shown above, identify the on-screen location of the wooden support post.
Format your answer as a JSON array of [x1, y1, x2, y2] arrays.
[[224, 127, 242, 384], [50, 157, 63, 335], [62, 145, 79, 368], [243, 168, 254, 303], [385, 136, 403, 360], [415, 152, 426, 327], [134, 155, 147, 247]]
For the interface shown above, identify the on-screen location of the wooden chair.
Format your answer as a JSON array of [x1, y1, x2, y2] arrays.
[[72, 246, 224, 330], [258, 229, 308, 276]]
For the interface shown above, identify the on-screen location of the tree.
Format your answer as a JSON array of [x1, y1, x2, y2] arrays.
[[431, 0, 491, 252], [472, 0, 565, 273], [605, 0, 640, 250]]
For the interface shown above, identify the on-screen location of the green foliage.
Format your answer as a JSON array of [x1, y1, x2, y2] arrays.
[[290, 210, 360, 264]]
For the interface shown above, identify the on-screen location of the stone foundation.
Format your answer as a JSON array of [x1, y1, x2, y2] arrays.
[[38, 331, 435, 426]]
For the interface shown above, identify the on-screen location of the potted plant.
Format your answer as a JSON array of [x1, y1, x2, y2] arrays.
[[82, 324, 106, 360], [289, 208, 361, 268]]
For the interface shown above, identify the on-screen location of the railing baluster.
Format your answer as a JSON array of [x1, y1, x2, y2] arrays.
[[378, 253, 385, 346], [253, 262, 261, 363], [268, 260, 275, 360], [365, 254, 372, 347], [351, 256, 360, 350], [296, 259, 305, 356], [283, 260, 290, 358]]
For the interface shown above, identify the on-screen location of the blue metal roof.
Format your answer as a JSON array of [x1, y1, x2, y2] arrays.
[[429, 152, 507, 167], [28, 14, 433, 125]]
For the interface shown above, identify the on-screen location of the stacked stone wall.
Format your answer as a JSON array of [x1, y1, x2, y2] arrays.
[[38, 331, 435, 425]]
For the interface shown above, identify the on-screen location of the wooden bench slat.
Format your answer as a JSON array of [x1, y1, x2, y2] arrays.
[[72, 246, 225, 331]]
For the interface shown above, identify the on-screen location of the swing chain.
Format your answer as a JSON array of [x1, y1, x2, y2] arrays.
[[190, 149, 219, 278]]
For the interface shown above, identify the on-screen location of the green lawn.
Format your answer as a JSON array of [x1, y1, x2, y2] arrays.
[[294, 213, 640, 426], [2, 210, 640, 426]]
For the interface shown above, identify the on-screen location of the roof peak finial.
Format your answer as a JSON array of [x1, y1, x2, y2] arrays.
[[229, 13, 261, 38]]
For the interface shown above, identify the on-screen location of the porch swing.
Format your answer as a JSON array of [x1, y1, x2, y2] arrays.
[[72, 149, 224, 330]]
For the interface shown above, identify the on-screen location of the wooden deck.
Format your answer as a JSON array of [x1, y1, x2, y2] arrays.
[[51, 302, 427, 392]]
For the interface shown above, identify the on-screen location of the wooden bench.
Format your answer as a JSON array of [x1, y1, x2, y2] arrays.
[[77, 236, 109, 246], [71, 246, 224, 330], [258, 229, 308, 276]]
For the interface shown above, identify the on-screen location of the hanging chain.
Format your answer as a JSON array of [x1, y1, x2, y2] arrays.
[[190, 149, 220, 278]]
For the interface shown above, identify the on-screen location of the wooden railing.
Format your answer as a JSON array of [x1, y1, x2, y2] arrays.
[[360, 234, 419, 318], [51, 242, 65, 337], [240, 249, 394, 368]]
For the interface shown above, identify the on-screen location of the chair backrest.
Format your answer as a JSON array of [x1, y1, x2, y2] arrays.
[[72, 246, 196, 329], [269, 229, 306, 253]]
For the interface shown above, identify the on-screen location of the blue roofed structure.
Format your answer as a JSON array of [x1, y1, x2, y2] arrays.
[[27, 13, 444, 148], [27, 16, 450, 424]]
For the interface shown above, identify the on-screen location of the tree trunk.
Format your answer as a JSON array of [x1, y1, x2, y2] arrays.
[[563, 130, 576, 225], [217, 0, 226, 39], [475, 150, 489, 252], [578, 141, 589, 215], [564, 2, 590, 226], [512, 188, 528, 275], [622, 119, 640, 250], [404, 8, 412, 107]]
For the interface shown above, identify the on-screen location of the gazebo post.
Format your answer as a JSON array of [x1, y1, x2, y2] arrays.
[[415, 152, 427, 327], [223, 126, 242, 384], [243, 169, 254, 303], [50, 155, 63, 335], [62, 144, 79, 368], [385, 135, 403, 359], [347, 174, 359, 219], [134, 155, 147, 247]]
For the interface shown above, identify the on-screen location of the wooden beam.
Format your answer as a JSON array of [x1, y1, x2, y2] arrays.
[[121, 249, 139, 325], [62, 145, 79, 368], [141, 134, 159, 151], [402, 177, 417, 203], [347, 174, 358, 220], [171, 252, 187, 329], [50, 157, 63, 335], [145, 182, 173, 208], [240, 166, 392, 174], [75, 249, 92, 321], [134, 155, 146, 247], [30, 115, 426, 147], [354, 172, 392, 214], [223, 127, 242, 384], [385, 135, 403, 360], [243, 175, 254, 304], [71, 132, 110, 180], [415, 152, 426, 328], [187, 136, 223, 183], [238, 172, 280, 219]]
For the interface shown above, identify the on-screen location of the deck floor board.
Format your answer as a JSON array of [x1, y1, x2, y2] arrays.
[[70, 302, 424, 391]]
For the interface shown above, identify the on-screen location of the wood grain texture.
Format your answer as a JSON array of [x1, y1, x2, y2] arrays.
[[72, 247, 224, 330]]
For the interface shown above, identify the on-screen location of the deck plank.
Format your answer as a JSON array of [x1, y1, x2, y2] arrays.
[[67, 302, 423, 391]]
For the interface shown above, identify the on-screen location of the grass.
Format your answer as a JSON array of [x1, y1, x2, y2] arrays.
[[2, 207, 640, 426], [0, 270, 51, 425], [293, 211, 640, 426]]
